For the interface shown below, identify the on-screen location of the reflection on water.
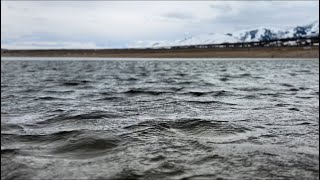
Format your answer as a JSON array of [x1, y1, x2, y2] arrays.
[[1, 58, 319, 179]]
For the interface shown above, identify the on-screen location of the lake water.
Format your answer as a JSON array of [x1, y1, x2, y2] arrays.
[[1, 58, 319, 179]]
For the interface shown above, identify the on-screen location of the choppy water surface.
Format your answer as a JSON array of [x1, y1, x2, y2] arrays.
[[1, 58, 319, 180]]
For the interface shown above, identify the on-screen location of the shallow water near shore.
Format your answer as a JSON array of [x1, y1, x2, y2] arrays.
[[1, 58, 319, 179]]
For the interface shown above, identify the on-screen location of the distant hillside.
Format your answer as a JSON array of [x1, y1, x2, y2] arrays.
[[131, 20, 319, 48], [1, 48, 8, 52]]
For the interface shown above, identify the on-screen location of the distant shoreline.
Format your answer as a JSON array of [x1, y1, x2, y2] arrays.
[[1, 46, 319, 58]]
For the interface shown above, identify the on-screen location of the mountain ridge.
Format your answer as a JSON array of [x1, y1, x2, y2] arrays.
[[131, 20, 319, 48]]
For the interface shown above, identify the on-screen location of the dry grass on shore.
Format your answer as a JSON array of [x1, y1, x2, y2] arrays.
[[1, 46, 319, 58]]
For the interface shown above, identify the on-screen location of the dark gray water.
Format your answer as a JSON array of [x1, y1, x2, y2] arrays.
[[1, 58, 319, 180]]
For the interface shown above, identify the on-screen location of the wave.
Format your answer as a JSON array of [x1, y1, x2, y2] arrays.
[[36, 96, 69, 101], [36, 111, 122, 125], [184, 100, 237, 106], [234, 87, 269, 92], [2, 129, 123, 159], [52, 131, 122, 158], [182, 91, 208, 97], [1, 123, 24, 132], [124, 89, 168, 96], [124, 118, 250, 139], [61, 80, 91, 86]]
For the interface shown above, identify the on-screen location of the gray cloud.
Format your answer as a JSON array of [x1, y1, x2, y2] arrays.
[[162, 12, 194, 20], [209, 3, 232, 12], [208, 1, 319, 31]]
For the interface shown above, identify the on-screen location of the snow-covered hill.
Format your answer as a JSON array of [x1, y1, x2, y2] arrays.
[[130, 20, 319, 48]]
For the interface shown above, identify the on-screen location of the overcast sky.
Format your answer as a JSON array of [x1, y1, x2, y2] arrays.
[[1, 1, 319, 49]]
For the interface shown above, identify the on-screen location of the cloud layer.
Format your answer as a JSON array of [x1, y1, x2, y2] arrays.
[[1, 1, 319, 49]]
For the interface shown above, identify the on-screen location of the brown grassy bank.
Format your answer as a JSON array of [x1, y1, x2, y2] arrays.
[[1, 46, 319, 58]]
